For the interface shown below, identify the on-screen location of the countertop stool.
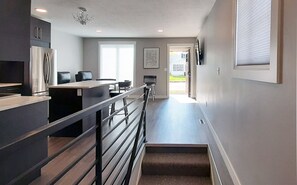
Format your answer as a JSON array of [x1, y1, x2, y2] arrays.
[[144, 75, 157, 101]]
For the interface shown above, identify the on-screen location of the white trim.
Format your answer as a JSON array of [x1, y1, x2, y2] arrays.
[[208, 147, 223, 185], [167, 43, 195, 97], [232, 0, 281, 83], [200, 109, 242, 185]]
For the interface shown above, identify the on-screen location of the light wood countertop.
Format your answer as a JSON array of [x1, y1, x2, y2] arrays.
[[0, 83, 22, 88], [0, 96, 51, 112], [48, 80, 117, 89]]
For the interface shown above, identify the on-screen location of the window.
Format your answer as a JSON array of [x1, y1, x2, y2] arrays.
[[233, 0, 281, 83], [99, 42, 135, 85]]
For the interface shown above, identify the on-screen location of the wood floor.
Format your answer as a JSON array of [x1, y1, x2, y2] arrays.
[[146, 95, 208, 144], [30, 95, 208, 184]]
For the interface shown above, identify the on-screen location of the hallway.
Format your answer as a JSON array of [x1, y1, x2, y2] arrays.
[[146, 95, 208, 144]]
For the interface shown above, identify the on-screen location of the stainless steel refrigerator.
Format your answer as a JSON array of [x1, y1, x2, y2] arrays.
[[30, 46, 57, 96]]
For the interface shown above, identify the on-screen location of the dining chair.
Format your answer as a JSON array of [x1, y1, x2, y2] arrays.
[[75, 71, 93, 81], [109, 80, 132, 125], [96, 78, 117, 91], [57, 71, 71, 84]]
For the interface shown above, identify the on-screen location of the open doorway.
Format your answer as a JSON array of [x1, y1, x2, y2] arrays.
[[168, 46, 192, 97]]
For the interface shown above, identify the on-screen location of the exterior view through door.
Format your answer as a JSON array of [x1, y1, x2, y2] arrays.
[[169, 47, 191, 96]]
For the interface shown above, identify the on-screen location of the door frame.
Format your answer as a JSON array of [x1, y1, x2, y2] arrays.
[[167, 43, 195, 98]]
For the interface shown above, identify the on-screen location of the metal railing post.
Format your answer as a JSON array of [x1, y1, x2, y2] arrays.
[[124, 87, 150, 185], [96, 110, 102, 185]]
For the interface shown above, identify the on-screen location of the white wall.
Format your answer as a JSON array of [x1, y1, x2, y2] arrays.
[[51, 29, 83, 82], [83, 38, 196, 98], [197, 0, 296, 185]]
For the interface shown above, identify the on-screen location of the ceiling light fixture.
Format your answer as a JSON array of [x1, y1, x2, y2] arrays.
[[157, 29, 164, 33], [73, 7, 93, 25], [35, 8, 47, 13], [96, 30, 102, 33]]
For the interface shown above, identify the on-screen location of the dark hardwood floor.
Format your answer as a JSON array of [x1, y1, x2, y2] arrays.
[[30, 95, 208, 184]]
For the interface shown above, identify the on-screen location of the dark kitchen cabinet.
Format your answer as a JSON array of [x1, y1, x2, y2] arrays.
[[30, 16, 51, 48], [0, 0, 31, 62]]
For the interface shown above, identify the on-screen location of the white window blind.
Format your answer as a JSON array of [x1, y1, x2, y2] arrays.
[[99, 44, 134, 84], [236, 0, 271, 65]]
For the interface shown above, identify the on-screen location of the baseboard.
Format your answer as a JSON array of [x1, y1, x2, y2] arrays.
[[129, 144, 145, 185], [208, 147, 222, 185], [201, 109, 242, 185]]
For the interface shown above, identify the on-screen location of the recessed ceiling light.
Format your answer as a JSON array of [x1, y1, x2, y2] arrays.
[[157, 29, 164, 33], [96, 30, 102, 33], [35, 8, 47, 13]]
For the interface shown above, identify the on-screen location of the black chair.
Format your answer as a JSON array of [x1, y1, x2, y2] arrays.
[[109, 80, 132, 125], [96, 78, 117, 91], [75, 71, 93, 82], [57, 71, 71, 84], [144, 75, 157, 101]]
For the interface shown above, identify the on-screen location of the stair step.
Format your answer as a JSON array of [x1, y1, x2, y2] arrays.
[[138, 175, 212, 185], [146, 145, 208, 154], [142, 152, 210, 176]]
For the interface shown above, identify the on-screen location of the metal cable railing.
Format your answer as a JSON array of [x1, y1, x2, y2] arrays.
[[0, 85, 150, 185]]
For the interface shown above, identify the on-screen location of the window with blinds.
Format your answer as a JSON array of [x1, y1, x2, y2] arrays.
[[232, 0, 280, 83], [236, 0, 272, 66]]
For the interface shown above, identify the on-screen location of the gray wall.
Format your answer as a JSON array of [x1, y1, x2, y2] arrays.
[[197, 0, 296, 185], [51, 29, 83, 82], [83, 38, 196, 98]]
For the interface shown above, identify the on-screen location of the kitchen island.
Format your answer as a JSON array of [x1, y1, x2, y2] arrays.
[[0, 96, 50, 185], [48, 80, 116, 137]]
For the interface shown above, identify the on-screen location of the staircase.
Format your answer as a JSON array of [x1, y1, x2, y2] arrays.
[[138, 144, 212, 185]]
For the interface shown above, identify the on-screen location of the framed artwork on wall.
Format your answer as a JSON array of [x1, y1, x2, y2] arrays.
[[144, 48, 160, 69]]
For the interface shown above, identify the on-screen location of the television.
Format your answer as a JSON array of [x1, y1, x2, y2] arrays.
[[195, 38, 204, 65]]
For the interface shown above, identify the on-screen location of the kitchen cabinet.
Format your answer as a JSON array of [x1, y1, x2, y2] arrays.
[[0, 96, 50, 184], [0, 0, 31, 62], [30, 16, 51, 48]]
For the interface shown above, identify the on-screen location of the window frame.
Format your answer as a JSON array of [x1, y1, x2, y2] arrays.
[[232, 0, 281, 83]]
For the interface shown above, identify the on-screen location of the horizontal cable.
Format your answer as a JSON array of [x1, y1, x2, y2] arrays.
[[102, 114, 140, 156], [102, 94, 144, 125], [7, 125, 96, 185], [48, 143, 97, 184], [102, 125, 138, 171], [89, 176, 97, 185], [73, 159, 98, 185], [103, 142, 133, 185], [0, 85, 146, 157], [102, 101, 143, 140]]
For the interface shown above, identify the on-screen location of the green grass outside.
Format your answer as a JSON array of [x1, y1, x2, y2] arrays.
[[169, 75, 186, 82]]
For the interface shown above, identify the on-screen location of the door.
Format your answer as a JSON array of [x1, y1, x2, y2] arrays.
[[185, 49, 191, 97]]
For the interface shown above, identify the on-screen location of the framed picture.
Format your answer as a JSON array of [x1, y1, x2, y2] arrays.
[[144, 48, 160, 69]]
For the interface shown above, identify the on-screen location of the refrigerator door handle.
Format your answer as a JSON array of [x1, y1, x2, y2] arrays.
[[43, 53, 48, 84], [47, 53, 51, 84]]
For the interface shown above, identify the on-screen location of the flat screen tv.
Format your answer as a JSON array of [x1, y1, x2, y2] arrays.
[[196, 39, 204, 65]]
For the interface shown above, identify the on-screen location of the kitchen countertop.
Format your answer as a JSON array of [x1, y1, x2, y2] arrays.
[[0, 83, 22, 88], [48, 80, 117, 89], [0, 96, 51, 112]]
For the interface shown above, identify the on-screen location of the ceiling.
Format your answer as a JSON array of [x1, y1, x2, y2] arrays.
[[31, 0, 216, 38]]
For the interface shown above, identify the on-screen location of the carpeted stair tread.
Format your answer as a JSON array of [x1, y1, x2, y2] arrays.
[[142, 152, 210, 176], [138, 175, 212, 185]]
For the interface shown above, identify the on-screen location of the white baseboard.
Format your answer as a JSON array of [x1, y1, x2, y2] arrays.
[[200, 109, 242, 185], [208, 147, 223, 185]]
